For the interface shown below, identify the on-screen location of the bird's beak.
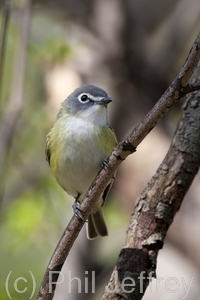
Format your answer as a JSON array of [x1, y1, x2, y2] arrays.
[[97, 97, 113, 106]]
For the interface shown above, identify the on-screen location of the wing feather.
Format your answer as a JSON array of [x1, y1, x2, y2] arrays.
[[45, 140, 51, 165]]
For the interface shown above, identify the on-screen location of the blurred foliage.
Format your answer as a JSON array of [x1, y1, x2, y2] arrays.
[[31, 37, 72, 67], [0, 3, 75, 299]]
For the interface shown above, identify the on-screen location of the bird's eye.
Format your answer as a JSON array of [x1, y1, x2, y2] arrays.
[[80, 94, 88, 102], [78, 93, 92, 104]]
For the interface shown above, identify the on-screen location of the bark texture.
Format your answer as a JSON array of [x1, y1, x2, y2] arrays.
[[101, 86, 200, 300]]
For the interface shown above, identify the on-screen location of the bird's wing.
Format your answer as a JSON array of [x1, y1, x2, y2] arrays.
[[101, 173, 116, 207], [45, 138, 51, 165]]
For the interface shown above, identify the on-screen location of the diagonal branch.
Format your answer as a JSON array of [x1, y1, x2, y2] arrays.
[[101, 72, 200, 300], [36, 32, 200, 300]]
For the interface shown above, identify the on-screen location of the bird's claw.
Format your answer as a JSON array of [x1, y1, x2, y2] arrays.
[[102, 159, 109, 168], [72, 201, 86, 222]]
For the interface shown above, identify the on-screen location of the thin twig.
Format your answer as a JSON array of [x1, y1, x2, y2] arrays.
[[37, 32, 200, 300], [0, 0, 10, 107]]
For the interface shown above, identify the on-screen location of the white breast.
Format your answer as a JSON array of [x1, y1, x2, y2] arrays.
[[55, 116, 106, 200]]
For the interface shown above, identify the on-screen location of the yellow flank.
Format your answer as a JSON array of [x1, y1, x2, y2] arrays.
[[96, 126, 118, 156], [46, 119, 68, 175], [46, 119, 117, 177]]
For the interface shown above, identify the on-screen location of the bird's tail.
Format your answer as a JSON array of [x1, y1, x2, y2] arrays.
[[87, 208, 108, 239]]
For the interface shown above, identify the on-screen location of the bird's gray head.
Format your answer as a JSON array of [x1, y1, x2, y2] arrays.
[[61, 85, 112, 125]]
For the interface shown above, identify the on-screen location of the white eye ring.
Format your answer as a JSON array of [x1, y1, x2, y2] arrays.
[[78, 93, 90, 103]]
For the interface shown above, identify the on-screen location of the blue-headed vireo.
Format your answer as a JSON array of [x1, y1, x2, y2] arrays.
[[46, 84, 118, 239]]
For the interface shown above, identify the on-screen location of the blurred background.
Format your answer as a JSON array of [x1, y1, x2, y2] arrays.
[[0, 0, 200, 299]]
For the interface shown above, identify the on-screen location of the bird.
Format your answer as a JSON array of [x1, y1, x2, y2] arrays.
[[45, 84, 118, 239]]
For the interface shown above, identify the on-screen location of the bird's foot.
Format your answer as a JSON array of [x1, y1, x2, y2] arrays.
[[102, 159, 109, 168], [72, 198, 86, 222]]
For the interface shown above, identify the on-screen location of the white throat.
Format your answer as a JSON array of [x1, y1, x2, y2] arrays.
[[78, 105, 108, 126]]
